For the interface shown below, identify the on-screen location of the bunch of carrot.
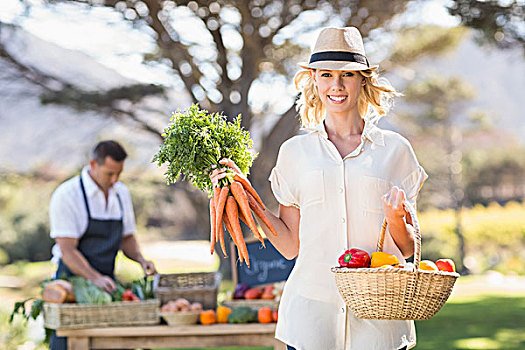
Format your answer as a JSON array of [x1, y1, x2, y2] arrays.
[[210, 173, 277, 268]]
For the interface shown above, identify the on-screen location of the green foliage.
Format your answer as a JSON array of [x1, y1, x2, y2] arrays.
[[0, 174, 54, 263], [153, 104, 257, 195], [462, 147, 525, 205], [404, 75, 476, 123], [389, 25, 468, 65], [419, 201, 525, 274], [447, 0, 525, 54]]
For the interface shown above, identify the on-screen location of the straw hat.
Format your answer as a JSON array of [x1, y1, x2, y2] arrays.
[[299, 27, 378, 71]]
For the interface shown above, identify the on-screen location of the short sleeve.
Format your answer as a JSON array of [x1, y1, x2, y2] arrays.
[[268, 141, 300, 208], [49, 187, 83, 239], [401, 165, 428, 205]]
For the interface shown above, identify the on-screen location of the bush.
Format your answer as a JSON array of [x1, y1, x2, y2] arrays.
[[419, 201, 525, 274], [0, 174, 55, 263]]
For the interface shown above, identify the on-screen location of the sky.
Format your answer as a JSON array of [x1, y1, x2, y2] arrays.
[[0, 0, 460, 116]]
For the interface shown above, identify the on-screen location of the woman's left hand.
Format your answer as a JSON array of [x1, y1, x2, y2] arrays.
[[209, 158, 248, 188], [382, 186, 408, 223]]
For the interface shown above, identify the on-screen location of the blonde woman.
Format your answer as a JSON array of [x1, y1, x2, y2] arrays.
[[212, 27, 427, 350]]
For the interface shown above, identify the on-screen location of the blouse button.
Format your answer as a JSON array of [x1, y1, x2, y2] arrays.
[[339, 187, 344, 193], [341, 217, 346, 223]]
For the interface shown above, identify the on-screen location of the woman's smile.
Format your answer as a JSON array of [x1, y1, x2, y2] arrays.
[[327, 94, 348, 103]]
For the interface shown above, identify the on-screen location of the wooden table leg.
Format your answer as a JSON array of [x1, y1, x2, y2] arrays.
[[67, 336, 90, 350]]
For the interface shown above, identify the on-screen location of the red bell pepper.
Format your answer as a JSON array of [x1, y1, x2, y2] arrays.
[[338, 248, 370, 268]]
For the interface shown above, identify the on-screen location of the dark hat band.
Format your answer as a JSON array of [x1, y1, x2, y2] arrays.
[[309, 51, 369, 67]]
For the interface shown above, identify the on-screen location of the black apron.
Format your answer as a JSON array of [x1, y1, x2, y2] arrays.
[[51, 176, 124, 350]]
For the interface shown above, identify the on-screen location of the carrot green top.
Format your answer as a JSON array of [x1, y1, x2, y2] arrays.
[[153, 104, 256, 194]]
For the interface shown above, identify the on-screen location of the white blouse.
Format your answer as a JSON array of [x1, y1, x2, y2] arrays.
[[269, 120, 427, 350]]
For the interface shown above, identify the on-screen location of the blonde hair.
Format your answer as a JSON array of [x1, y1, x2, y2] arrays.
[[294, 69, 399, 128]]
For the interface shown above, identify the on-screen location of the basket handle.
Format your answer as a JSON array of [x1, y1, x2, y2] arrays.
[[376, 200, 421, 270]]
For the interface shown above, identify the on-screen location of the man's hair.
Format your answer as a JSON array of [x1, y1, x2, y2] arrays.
[[92, 140, 127, 164]]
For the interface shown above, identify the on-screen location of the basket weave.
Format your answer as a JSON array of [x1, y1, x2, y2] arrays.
[[331, 201, 459, 320], [160, 311, 200, 325], [154, 272, 221, 310], [43, 299, 160, 330]]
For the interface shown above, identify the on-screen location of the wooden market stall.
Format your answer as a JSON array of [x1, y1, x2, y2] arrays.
[[46, 238, 294, 350], [57, 323, 284, 350]]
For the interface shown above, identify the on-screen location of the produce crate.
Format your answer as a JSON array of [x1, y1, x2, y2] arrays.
[[154, 272, 221, 310], [43, 299, 160, 330]]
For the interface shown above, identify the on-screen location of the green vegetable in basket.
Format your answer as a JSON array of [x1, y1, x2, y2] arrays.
[[70, 277, 112, 304], [153, 103, 257, 194], [228, 306, 257, 324], [131, 276, 155, 300], [111, 282, 127, 302]]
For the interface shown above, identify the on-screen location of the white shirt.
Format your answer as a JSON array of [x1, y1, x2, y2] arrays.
[[49, 166, 136, 265], [269, 120, 428, 350]]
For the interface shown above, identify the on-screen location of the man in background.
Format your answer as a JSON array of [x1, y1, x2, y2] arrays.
[[49, 140, 156, 350]]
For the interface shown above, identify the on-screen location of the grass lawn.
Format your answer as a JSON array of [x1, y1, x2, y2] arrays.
[[415, 293, 525, 349]]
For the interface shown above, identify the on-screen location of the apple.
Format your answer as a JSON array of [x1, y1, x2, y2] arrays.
[[435, 258, 456, 272]]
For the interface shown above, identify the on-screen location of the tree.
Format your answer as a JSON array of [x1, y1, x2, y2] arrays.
[[402, 76, 480, 274], [447, 0, 525, 54], [4, 1, 475, 276], [463, 146, 525, 205], [61, 0, 412, 198]]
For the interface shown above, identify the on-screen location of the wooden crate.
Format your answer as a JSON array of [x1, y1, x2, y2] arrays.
[[43, 299, 160, 330], [153, 272, 221, 310]]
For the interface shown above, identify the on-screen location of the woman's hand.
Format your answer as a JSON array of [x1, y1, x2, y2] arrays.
[[382, 186, 415, 258], [209, 158, 248, 187], [382, 186, 408, 223]]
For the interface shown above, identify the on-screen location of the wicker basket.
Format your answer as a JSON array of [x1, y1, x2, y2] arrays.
[[160, 311, 200, 325], [331, 201, 459, 320], [43, 299, 160, 330], [154, 272, 221, 310]]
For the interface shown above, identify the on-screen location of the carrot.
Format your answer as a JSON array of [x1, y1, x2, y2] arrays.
[[225, 196, 250, 267], [234, 174, 265, 210], [209, 195, 216, 255], [213, 187, 221, 243], [223, 212, 243, 264], [215, 186, 229, 233], [230, 181, 265, 247], [223, 211, 237, 245], [246, 191, 278, 236], [237, 208, 248, 226], [215, 186, 230, 257]]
